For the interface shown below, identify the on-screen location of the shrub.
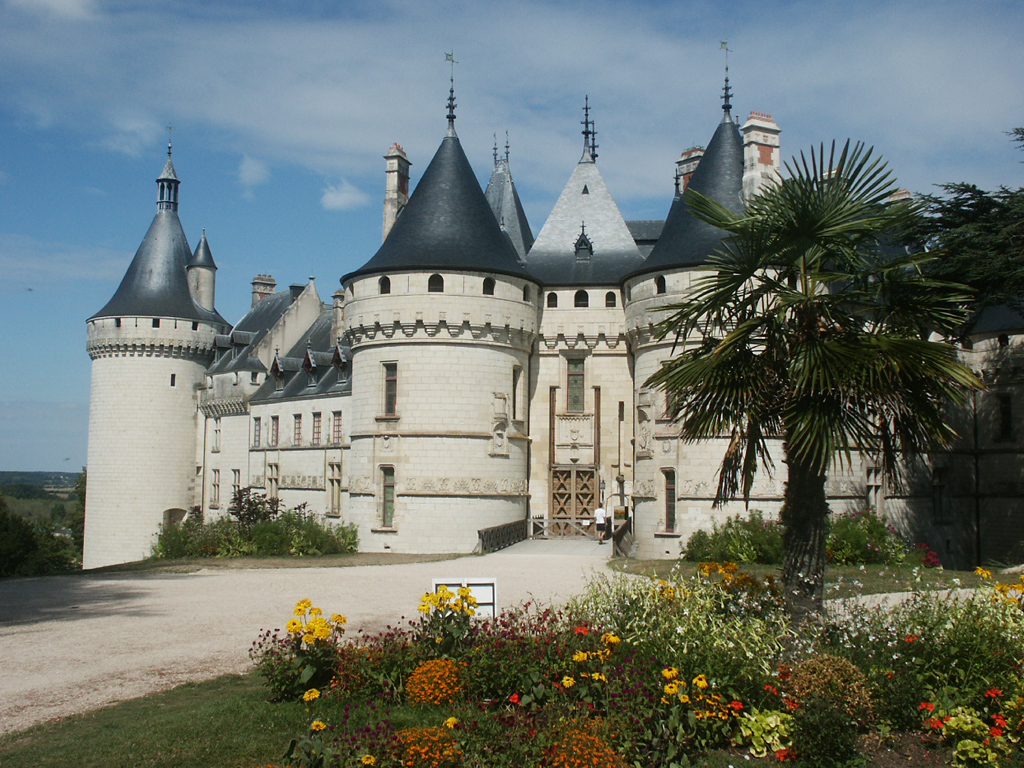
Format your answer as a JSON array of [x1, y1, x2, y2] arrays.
[[229, 487, 281, 529], [0, 492, 78, 576], [827, 507, 907, 565], [406, 659, 464, 705], [790, 696, 860, 768], [682, 510, 783, 564], [787, 654, 873, 726], [732, 707, 794, 758]]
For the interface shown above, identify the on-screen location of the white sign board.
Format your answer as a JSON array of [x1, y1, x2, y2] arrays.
[[431, 578, 497, 619]]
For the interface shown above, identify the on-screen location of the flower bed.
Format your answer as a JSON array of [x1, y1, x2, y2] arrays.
[[251, 567, 1024, 767]]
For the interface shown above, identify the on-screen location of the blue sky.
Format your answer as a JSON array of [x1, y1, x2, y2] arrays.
[[2, 0, 1023, 472]]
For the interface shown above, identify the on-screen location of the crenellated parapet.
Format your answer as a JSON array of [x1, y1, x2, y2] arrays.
[[86, 316, 221, 360]]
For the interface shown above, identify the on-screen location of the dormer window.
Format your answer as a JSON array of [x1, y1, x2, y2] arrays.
[[428, 274, 444, 292], [574, 223, 593, 260]]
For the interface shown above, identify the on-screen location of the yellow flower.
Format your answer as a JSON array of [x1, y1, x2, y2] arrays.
[[303, 688, 320, 701], [662, 667, 679, 681], [693, 674, 709, 690], [309, 606, 323, 616], [573, 651, 589, 663], [591, 672, 607, 682], [562, 676, 576, 689], [331, 613, 347, 625], [443, 717, 458, 729], [601, 633, 621, 646], [361, 756, 376, 766], [664, 681, 680, 696], [310, 720, 327, 732], [679, 693, 690, 704], [976, 567, 993, 579], [286, 619, 303, 634], [295, 598, 312, 615], [302, 634, 315, 645]]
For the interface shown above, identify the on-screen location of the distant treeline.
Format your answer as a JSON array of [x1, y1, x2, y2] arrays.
[[0, 471, 79, 491]]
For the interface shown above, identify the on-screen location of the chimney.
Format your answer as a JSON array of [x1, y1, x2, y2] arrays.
[[382, 143, 411, 241], [251, 274, 276, 307], [289, 283, 305, 301], [741, 111, 782, 201], [331, 288, 346, 346], [675, 147, 705, 195]]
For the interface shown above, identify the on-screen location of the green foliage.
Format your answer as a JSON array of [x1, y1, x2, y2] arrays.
[[416, 585, 479, 657], [827, 508, 907, 565], [732, 707, 793, 758], [0, 482, 56, 500], [683, 510, 783, 564], [790, 696, 862, 768], [229, 486, 281, 529], [0, 490, 79, 576]]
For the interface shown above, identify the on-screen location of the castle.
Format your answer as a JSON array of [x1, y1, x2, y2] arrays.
[[83, 81, 1024, 571]]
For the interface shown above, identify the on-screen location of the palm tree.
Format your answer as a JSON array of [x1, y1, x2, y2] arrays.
[[647, 141, 982, 616]]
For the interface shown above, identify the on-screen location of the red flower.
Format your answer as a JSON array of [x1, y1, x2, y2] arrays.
[[729, 700, 744, 712], [509, 693, 520, 704], [764, 684, 779, 696], [925, 718, 944, 730], [784, 698, 799, 711], [993, 714, 1008, 728], [777, 664, 792, 681], [573, 625, 589, 636], [920, 702, 936, 712], [990, 726, 1004, 738], [904, 634, 919, 643], [986, 688, 1003, 699], [775, 747, 795, 762]]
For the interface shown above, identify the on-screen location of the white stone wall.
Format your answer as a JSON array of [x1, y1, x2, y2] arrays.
[[83, 317, 220, 568]]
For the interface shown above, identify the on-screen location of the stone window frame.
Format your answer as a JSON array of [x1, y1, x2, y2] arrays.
[[380, 465, 396, 528], [663, 469, 677, 533]]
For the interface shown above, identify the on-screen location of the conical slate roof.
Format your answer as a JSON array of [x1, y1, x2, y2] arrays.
[[484, 156, 534, 263], [627, 111, 744, 279], [526, 146, 643, 286], [188, 230, 217, 270], [343, 132, 532, 283]]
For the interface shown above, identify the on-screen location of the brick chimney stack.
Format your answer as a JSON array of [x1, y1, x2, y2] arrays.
[[382, 143, 411, 241], [741, 111, 782, 201]]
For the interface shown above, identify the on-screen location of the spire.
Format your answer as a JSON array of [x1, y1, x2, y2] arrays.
[[493, 133, 499, 167], [445, 51, 458, 136], [580, 96, 598, 161], [157, 133, 180, 212], [720, 40, 733, 121], [504, 131, 510, 165]]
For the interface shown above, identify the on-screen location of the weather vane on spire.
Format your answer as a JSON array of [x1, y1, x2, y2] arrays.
[[581, 96, 599, 160], [445, 51, 458, 128], [166, 123, 173, 156], [720, 41, 733, 114], [504, 131, 510, 165]]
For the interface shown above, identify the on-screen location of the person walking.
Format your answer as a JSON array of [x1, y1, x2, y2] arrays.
[[594, 503, 608, 544]]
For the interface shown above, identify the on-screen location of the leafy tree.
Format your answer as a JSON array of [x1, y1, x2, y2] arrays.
[[647, 141, 982, 616], [915, 129, 1024, 313], [228, 487, 281, 530], [69, 469, 86, 554]]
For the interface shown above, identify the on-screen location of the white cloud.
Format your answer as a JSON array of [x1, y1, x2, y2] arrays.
[[238, 154, 270, 199], [0, 232, 127, 285], [321, 178, 370, 211], [6, 0, 98, 21]]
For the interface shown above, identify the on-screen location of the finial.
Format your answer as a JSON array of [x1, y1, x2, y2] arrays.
[[445, 51, 458, 132], [504, 131, 510, 165], [720, 41, 733, 116], [166, 124, 173, 157], [493, 133, 498, 166], [581, 96, 598, 160]]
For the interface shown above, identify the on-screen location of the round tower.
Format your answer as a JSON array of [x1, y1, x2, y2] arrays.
[[187, 228, 217, 311], [623, 82, 766, 559], [340, 85, 540, 553], [84, 145, 228, 569]]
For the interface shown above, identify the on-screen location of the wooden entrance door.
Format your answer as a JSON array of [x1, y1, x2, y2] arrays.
[[549, 466, 596, 536]]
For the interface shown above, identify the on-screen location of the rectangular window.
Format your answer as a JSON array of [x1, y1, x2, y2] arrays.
[[232, 469, 241, 499], [664, 470, 677, 533], [866, 465, 882, 512], [384, 363, 398, 416], [267, 463, 279, 499], [211, 469, 220, 505], [253, 417, 261, 447], [170, 373, 176, 387], [251, 371, 260, 385], [270, 416, 279, 447], [293, 414, 302, 446], [997, 393, 1013, 441], [328, 462, 343, 516], [381, 466, 396, 527], [311, 412, 322, 445], [567, 359, 585, 413], [332, 411, 343, 444], [512, 367, 521, 420], [212, 417, 222, 452]]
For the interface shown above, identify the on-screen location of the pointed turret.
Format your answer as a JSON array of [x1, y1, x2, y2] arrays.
[[628, 84, 744, 278], [187, 229, 218, 312], [484, 133, 534, 263], [343, 89, 528, 282], [526, 99, 643, 285], [91, 146, 224, 323]]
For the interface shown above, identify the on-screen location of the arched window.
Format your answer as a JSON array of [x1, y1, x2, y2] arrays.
[[605, 291, 617, 308], [574, 290, 589, 308], [428, 274, 444, 293], [483, 277, 495, 295], [523, 285, 531, 302], [655, 275, 667, 295], [547, 292, 558, 308], [379, 276, 391, 295]]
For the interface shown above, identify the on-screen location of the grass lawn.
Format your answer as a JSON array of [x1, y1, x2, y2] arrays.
[[0, 674, 307, 768], [612, 559, 1014, 599]]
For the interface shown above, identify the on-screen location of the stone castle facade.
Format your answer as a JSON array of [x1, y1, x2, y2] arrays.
[[83, 86, 1024, 570]]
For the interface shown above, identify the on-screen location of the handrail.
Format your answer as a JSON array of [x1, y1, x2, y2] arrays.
[[529, 518, 598, 539], [476, 518, 528, 554]]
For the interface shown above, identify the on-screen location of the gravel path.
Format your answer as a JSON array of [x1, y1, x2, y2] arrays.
[[0, 540, 612, 735]]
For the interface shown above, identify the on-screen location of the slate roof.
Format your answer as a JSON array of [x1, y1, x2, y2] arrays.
[[484, 158, 534, 263], [251, 310, 352, 402], [343, 131, 534, 283], [525, 146, 644, 286], [91, 208, 225, 324], [626, 110, 744, 279], [188, 230, 217, 270], [208, 289, 299, 376], [970, 304, 1024, 336], [626, 219, 664, 258]]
